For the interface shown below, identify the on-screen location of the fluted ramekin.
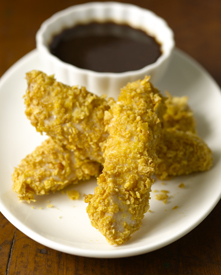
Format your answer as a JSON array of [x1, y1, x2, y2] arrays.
[[36, 2, 174, 99]]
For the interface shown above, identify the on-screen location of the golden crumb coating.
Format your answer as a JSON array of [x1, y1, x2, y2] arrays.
[[12, 138, 101, 202], [24, 70, 110, 163], [163, 92, 196, 133], [85, 77, 163, 245], [156, 129, 213, 180]]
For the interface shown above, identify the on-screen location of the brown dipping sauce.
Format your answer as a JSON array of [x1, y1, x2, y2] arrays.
[[49, 21, 162, 73]]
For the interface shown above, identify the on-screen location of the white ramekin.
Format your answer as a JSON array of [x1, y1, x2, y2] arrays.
[[36, 2, 175, 99]]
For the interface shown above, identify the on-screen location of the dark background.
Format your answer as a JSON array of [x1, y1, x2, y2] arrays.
[[0, 0, 220, 274]]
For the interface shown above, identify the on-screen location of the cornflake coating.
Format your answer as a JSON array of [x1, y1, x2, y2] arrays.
[[24, 70, 110, 163], [85, 77, 164, 245], [12, 138, 101, 202], [156, 129, 213, 180], [163, 92, 196, 133]]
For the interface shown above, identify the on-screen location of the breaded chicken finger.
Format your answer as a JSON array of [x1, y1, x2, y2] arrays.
[[156, 129, 213, 179], [12, 138, 101, 202], [24, 70, 110, 163], [85, 77, 164, 245], [157, 93, 213, 179]]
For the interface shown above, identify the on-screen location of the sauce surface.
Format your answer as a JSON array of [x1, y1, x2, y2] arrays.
[[49, 22, 162, 73]]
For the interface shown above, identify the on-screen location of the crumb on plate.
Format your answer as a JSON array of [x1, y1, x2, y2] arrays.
[[179, 183, 185, 188], [155, 191, 169, 204], [67, 189, 80, 200]]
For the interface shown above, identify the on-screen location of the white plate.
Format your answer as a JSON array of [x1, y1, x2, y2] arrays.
[[0, 49, 220, 258]]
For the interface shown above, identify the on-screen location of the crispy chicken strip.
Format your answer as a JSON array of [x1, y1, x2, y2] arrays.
[[12, 138, 101, 202], [157, 93, 213, 179], [24, 70, 110, 163], [85, 77, 164, 245], [156, 129, 213, 179]]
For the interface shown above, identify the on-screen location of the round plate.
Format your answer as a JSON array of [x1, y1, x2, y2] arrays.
[[0, 49, 220, 258]]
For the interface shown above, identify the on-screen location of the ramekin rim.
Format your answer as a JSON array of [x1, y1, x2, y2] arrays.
[[36, 1, 175, 78]]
